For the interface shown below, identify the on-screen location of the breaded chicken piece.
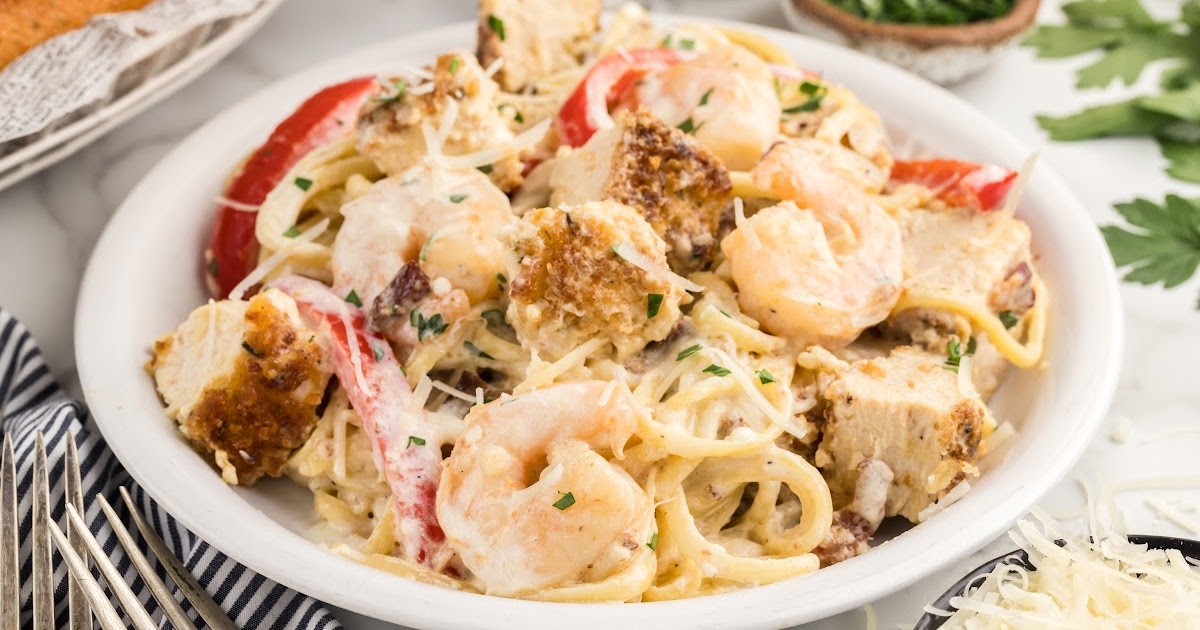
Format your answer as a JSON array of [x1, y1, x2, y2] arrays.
[[815, 346, 993, 523], [151, 290, 331, 485], [357, 50, 523, 192], [477, 0, 600, 93], [880, 206, 1039, 398], [503, 201, 687, 361], [551, 108, 732, 273]]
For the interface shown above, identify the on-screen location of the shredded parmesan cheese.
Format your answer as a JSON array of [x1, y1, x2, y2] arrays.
[[332, 408, 347, 481], [996, 152, 1037, 220], [733, 197, 762, 252], [215, 195, 260, 212], [936, 482, 1200, 629], [335, 298, 370, 398], [229, 218, 330, 301], [613, 242, 705, 293], [956, 355, 979, 400], [917, 480, 972, 523], [1109, 415, 1136, 444], [411, 375, 433, 412], [1146, 497, 1200, 536], [439, 118, 551, 171], [483, 57, 504, 78], [430, 379, 478, 404]]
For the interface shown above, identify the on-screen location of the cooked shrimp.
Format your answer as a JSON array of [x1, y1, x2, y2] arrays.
[[436, 380, 655, 598], [634, 44, 779, 171], [331, 165, 513, 307], [721, 141, 903, 347]]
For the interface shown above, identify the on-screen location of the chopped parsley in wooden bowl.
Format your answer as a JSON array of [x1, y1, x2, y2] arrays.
[[782, 0, 1039, 84]]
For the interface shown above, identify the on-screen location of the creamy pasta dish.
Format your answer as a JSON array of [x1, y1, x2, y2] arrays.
[[149, 0, 1048, 601]]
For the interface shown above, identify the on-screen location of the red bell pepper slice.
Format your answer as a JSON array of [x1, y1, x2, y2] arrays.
[[269, 275, 445, 567], [555, 47, 686, 148], [205, 77, 377, 299], [889, 159, 1017, 212]]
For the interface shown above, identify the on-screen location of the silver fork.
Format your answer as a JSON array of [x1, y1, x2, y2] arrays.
[[1, 431, 238, 630]]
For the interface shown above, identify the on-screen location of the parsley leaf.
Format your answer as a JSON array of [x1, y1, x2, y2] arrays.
[[294, 177, 313, 191], [464, 340, 495, 360], [345, 289, 363, 308], [943, 336, 977, 373], [449, 193, 468, 203], [407, 435, 426, 448], [699, 87, 715, 107], [676, 344, 702, 361], [410, 311, 449, 341], [756, 369, 775, 384], [448, 57, 461, 74], [552, 492, 575, 510], [647, 293, 664, 319], [703, 364, 732, 377], [487, 14, 506, 41], [1037, 99, 1172, 141], [1161, 140, 1200, 183], [1101, 195, 1200, 295], [647, 532, 659, 550], [677, 117, 698, 134], [998, 310, 1020, 329], [282, 225, 301, 238]]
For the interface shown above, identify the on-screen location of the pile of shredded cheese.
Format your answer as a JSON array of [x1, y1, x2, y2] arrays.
[[931, 488, 1200, 629]]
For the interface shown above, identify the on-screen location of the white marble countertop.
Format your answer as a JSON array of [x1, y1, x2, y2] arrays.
[[1, 0, 1198, 628]]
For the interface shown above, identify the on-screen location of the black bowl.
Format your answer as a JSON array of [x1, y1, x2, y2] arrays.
[[914, 534, 1200, 629]]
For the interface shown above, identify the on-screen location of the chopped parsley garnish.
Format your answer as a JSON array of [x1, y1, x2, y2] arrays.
[[699, 87, 715, 107], [207, 258, 218, 276], [944, 336, 977, 373], [487, 14, 506, 41], [677, 116, 698, 134], [496, 273, 507, 288], [661, 34, 695, 50], [282, 225, 301, 238], [703, 364, 731, 377], [647, 293, 664, 318], [552, 491, 576, 510], [498, 103, 523, 124], [345, 289, 363, 308], [240, 341, 264, 358], [464, 340, 495, 360], [376, 79, 408, 105], [477, 164, 493, 174], [449, 193, 468, 203], [448, 57, 461, 74], [998, 310, 1020, 329], [676, 344, 702, 361], [411, 310, 449, 340], [294, 177, 313, 191], [420, 231, 437, 261], [826, 0, 1013, 25], [756, 369, 775, 384], [372, 343, 384, 362], [406, 435, 426, 448], [647, 532, 659, 551], [782, 81, 827, 114], [611, 244, 624, 258]]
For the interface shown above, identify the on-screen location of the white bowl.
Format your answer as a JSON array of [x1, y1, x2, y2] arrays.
[[76, 17, 1123, 630]]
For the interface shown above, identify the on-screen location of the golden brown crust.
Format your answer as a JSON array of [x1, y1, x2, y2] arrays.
[[0, 0, 155, 69], [476, 0, 601, 92], [604, 108, 732, 273], [177, 297, 328, 485], [505, 201, 685, 360], [357, 51, 523, 192]]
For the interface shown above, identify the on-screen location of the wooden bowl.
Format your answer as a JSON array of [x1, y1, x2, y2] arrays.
[[780, 0, 1040, 85]]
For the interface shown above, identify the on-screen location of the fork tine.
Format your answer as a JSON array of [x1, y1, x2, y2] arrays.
[[95, 495, 198, 630], [62, 504, 157, 630], [64, 434, 91, 630], [32, 433, 53, 629], [1, 434, 18, 630], [47, 517, 134, 630], [119, 487, 239, 630]]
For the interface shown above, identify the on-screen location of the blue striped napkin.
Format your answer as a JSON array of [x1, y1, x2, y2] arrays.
[[0, 306, 342, 629]]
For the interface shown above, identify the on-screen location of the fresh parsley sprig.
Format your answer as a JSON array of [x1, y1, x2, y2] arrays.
[[1101, 195, 1200, 306], [1025, 0, 1200, 183]]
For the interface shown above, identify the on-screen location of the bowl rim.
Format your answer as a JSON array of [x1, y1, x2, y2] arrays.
[[75, 14, 1125, 630], [913, 534, 1200, 629], [789, 0, 1041, 47]]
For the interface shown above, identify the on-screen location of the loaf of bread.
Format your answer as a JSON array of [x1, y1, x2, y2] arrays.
[[0, 0, 156, 70]]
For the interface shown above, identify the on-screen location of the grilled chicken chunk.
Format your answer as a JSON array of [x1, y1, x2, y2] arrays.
[[881, 206, 1039, 398], [551, 108, 732, 273], [476, 0, 601, 93], [815, 346, 993, 523], [502, 200, 687, 361], [151, 290, 331, 485], [357, 51, 523, 192]]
